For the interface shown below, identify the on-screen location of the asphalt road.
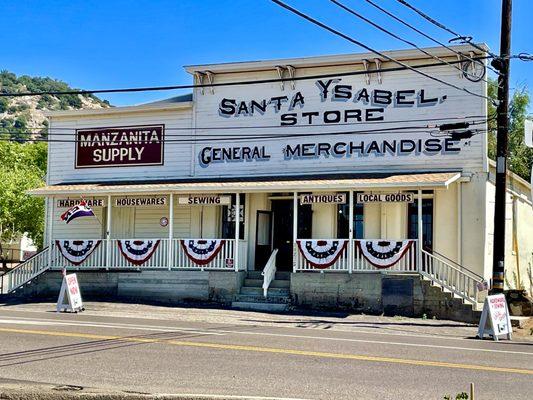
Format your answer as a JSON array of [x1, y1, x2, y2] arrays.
[[0, 308, 531, 400]]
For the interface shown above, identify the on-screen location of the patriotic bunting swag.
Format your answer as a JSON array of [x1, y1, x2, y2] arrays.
[[357, 240, 413, 269], [117, 240, 160, 266], [180, 239, 225, 265], [297, 240, 348, 269], [56, 240, 101, 265]]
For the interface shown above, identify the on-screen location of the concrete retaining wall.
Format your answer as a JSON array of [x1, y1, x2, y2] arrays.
[[290, 272, 481, 323], [10, 269, 245, 305]]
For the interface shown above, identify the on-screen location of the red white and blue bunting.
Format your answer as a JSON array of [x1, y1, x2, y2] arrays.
[[297, 240, 348, 269], [117, 239, 160, 266], [180, 239, 225, 266], [56, 240, 101, 266], [357, 240, 413, 269]]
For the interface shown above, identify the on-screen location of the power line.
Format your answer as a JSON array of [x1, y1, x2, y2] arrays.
[[363, 0, 501, 76], [394, 0, 498, 58], [329, 0, 487, 83], [9, 115, 492, 133], [0, 57, 490, 98], [0, 125, 489, 144], [270, 0, 494, 103]]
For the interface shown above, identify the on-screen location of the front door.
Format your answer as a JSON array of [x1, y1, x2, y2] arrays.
[[272, 200, 293, 270], [255, 210, 272, 269]]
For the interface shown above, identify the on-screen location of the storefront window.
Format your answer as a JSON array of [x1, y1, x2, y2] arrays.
[[337, 197, 364, 239], [408, 198, 433, 251], [221, 194, 245, 240]]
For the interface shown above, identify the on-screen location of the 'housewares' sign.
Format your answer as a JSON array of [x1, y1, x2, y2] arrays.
[[300, 193, 346, 205], [115, 196, 167, 207], [75, 125, 164, 168], [178, 195, 231, 205], [357, 192, 414, 203]]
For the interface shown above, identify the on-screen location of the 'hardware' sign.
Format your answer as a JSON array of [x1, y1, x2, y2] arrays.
[[357, 192, 414, 203], [75, 125, 164, 168]]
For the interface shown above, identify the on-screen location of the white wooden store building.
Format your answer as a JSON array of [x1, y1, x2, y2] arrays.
[[4, 45, 532, 319]]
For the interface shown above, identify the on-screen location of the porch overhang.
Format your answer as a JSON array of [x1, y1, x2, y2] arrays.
[[29, 172, 466, 196]]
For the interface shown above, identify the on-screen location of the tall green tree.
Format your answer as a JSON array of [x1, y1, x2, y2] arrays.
[[487, 79, 532, 181], [0, 141, 47, 257]]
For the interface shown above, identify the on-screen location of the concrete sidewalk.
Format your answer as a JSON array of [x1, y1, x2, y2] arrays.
[[0, 300, 503, 340]]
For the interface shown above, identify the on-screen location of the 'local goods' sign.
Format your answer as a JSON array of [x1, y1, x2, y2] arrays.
[[178, 195, 231, 205], [357, 192, 414, 203], [75, 125, 164, 168], [300, 193, 346, 205]]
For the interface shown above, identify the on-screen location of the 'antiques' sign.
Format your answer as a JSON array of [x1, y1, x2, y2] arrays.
[[300, 193, 346, 205], [115, 196, 167, 207], [357, 192, 414, 203], [57, 198, 107, 208], [178, 195, 231, 205], [75, 125, 164, 168]]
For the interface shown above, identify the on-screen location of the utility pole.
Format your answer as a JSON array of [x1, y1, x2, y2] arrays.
[[490, 0, 512, 293]]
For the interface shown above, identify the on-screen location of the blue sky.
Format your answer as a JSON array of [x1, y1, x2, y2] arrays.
[[1, 0, 531, 106]]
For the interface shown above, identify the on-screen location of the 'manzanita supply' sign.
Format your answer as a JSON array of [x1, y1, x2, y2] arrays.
[[75, 125, 164, 168], [357, 192, 414, 203]]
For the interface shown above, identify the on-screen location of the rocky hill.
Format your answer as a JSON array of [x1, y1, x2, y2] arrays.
[[0, 70, 111, 139]]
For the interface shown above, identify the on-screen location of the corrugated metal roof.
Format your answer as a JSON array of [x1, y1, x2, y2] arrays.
[[29, 172, 463, 196]]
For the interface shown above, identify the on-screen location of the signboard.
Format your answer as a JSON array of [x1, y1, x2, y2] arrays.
[[300, 193, 346, 205], [357, 192, 414, 203], [75, 124, 164, 168], [525, 119, 533, 148], [56, 272, 84, 313], [57, 198, 107, 208], [178, 195, 231, 205], [477, 294, 512, 341], [115, 196, 167, 207]]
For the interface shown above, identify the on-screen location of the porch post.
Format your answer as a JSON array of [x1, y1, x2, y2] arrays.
[[234, 193, 240, 272], [293, 191, 298, 273], [168, 193, 174, 270], [348, 190, 354, 273], [47, 196, 54, 268], [106, 195, 112, 270], [417, 189, 423, 271]]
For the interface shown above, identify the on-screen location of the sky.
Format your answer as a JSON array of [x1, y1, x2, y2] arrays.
[[1, 0, 531, 107]]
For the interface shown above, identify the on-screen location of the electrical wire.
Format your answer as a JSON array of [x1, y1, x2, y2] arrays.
[[329, 0, 487, 83], [363, 0, 501, 76], [394, 0, 498, 58], [270, 0, 494, 103], [0, 57, 491, 98], [8, 115, 493, 134], [0, 125, 490, 144]]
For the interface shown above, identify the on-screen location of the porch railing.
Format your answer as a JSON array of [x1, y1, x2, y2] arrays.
[[294, 239, 418, 272], [0, 247, 51, 294], [49, 238, 245, 271], [261, 249, 278, 297]]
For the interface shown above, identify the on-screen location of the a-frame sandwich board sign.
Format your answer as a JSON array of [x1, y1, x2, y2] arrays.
[[477, 293, 512, 341], [56, 270, 84, 313]]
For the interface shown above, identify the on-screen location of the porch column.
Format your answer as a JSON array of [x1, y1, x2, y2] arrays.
[[234, 193, 240, 272], [106, 195, 112, 270], [47, 196, 54, 268], [417, 189, 423, 271], [348, 191, 354, 273], [168, 194, 174, 270], [293, 191, 298, 273]]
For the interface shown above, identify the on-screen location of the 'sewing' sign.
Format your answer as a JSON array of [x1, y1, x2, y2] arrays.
[[75, 125, 164, 168]]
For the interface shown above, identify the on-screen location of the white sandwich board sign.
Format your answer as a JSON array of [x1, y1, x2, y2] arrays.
[[477, 294, 512, 341], [56, 272, 84, 313]]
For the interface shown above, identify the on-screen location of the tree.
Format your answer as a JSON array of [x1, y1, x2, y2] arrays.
[[0, 141, 47, 264], [487, 79, 532, 181]]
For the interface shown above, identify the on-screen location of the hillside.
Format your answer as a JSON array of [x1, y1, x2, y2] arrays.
[[0, 70, 111, 139]]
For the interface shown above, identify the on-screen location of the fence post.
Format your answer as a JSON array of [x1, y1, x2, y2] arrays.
[[417, 190, 423, 272], [234, 193, 240, 272], [168, 193, 174, 270], [106, 195, 112, 270], [348, 190, 354, 274], [293, 191, 298, 273]]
